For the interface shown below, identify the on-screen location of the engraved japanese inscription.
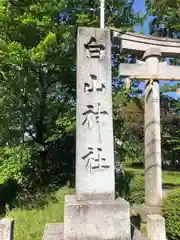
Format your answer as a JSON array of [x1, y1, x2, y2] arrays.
[[152, 97, 159, 103], [82, 102, 108, 131], [84, 74, 106, 93], [76, 27, 114, 200], [79, 31, 112, 174], [82, 147, 110, 173], [84, 37, 105, 59]]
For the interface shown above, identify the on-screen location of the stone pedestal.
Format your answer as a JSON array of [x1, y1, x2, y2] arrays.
[[147, 215, 166, 240], [64, 195, 131, 240]]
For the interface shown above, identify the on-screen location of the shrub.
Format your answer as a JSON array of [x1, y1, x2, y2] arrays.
[[0, 145, 31, 213], [0, 145, 31, 185], [0, 133, 76, 211], [162, 188, 180, 240], [116, 170, 144, 204], [115, 171, 132, 198], [125, 175, 144, 204]]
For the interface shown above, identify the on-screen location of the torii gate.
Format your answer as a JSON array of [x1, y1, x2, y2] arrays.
[[112, 29, 180, 207]]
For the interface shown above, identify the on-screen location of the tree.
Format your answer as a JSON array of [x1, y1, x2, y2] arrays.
[[144, 0, 180, 168], [0, 0, 143, 147], [0, 0, 145, 207]]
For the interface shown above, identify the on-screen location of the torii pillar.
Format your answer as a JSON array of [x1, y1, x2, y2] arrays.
[[143, 48, 162, 206]]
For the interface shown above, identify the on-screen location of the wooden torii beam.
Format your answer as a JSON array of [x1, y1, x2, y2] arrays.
[[112, 28, 180, 210]]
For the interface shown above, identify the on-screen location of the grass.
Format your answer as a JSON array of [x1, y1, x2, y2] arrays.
[[5, 187, 72, 240], [123, 162, 180, 186], [125, 162, 180, 238], [3, 163, 180, 240]]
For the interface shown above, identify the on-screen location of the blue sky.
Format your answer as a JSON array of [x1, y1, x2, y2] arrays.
[[133, 0, 149, 34], [132, 0, 180, 99]]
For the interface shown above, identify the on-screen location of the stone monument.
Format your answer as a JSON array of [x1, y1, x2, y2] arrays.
[[63, 27, 131, 240], [43, 27, 176, 240]]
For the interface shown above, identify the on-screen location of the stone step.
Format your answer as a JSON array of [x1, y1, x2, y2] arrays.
[[42, 222, 149, 240], [42, 223, 64, 240]]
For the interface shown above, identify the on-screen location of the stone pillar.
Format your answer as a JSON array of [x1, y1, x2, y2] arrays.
[[143, 48, 162, 206], [0, 218, 14, 240], [147, 214, 166, 240], [75, 27, 115, 201], [64, 27, 131, 240]]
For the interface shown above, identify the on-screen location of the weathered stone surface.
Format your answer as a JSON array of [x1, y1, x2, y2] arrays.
[[147, 214, 166, 240], [143, 49, 162, 206], [112, 28, 180, 57], [131, 224, 147, 240], [119, 61, 180, 80], [132, 204, 161, 223], [0, 218, 14, 240], [76, 27, 115, 201], [42, 223, 63, 240], [64, 195, 131, 240]]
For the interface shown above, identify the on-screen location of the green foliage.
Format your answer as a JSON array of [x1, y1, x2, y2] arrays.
[[146, 0, 180, 36], [31, 31, 56, 62], [159, 94, 180, 168], [0, 145, 30, 184], [6, 187, 72, 240], [0, 132, 75, 211], [113, 83, 144, 163], [0, 0, 145, 214], [125, 175, 144, 204], [15, 133, 75, 209], [0, 0, 143, 149], [123, 162, 180, 185], [115, 171, 132, 198], [162, 188, 180, 240]]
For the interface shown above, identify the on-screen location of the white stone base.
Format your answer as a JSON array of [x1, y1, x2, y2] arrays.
[[64, 195, 131, 240], [147, 215, 166, 240], [132, 204, 161, 222], [0, 218, 14, 240], [43, 223, 64, 240]]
